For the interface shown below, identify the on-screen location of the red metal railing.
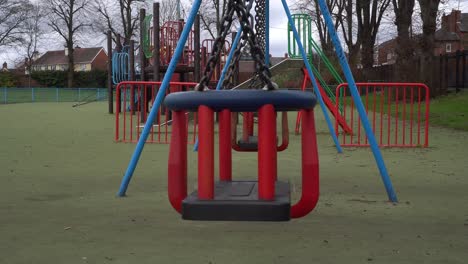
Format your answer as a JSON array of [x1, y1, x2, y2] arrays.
[[335, 83, 430, 147], [151, 21, 194, 66], [115, 81, 198, 144]]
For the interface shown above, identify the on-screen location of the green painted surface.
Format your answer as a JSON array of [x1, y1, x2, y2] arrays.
[[1, 102, 467, 263]]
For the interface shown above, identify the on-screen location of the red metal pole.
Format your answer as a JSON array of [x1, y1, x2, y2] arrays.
[[291, 109, 319, 218], [219, 109, 232, 181], [395, 86, 399, 146], [402, 86, 406, 145], [380, 86, 384, 145], [258, 104, 276, 200], [115, 84, 121, 141], [137, 85, 141, 142], [168, 110, 188, 213], [123, 86, 127, 142], [418, 87, 421, 146], [424, 85, 430, 147], [130, 85, 134, 142], [198, 105, 214, 199], [410, 87, 414, 146]]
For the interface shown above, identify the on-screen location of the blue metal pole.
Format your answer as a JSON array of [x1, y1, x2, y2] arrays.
[[56, 88, 59, 102], [281, 0, 342, 153], [32, 88, 35, 102], [265, 0, 270, 65], [3, 87, 6, 104], [118, 0, 203, 197], [316, 0, 397, 202]]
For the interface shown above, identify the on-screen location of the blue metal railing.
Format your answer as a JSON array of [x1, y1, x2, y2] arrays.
[[0, 87, 108, 104]]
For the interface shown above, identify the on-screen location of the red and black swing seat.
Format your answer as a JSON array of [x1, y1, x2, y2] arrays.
[[165, 90, 319, 221]]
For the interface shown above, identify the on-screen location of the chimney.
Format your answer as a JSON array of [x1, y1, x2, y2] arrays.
[[65, 48, 69, 56], [32, 51, 40, 61], [442, 14, 449, 30], [449, 9, 462, 32]]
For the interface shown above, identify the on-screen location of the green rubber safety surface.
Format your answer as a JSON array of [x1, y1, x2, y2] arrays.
[[0, 102, 467, 263]]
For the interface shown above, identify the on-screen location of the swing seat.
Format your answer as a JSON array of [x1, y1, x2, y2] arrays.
[[165, 90, 319, 221]]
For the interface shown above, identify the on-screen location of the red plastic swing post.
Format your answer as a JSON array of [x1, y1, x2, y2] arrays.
[[258, 104, 276, 200], [168, 110, 188, 213], [291, 109, 319, 218], [219, 109, 232, 181], [198, 105, 214, 199]]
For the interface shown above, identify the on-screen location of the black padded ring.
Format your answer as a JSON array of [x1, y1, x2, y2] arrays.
[[164, 90, 317, 112]]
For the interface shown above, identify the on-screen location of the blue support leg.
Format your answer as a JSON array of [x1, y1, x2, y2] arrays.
[[281, 0, 343, 153], [316, 0, 398, 202], [117, 0, 203, 196]]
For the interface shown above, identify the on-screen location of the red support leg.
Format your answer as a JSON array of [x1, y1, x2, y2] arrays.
[[219, 109, 232, 181], [258, 104, 276, 200], [198, 105, 214, 199], [291, 109, 319, 218], [168, 110, 188, 213]]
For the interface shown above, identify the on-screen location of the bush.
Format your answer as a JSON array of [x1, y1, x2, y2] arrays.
[[0, 72, 19, 87], [31, 69, 107, 88]]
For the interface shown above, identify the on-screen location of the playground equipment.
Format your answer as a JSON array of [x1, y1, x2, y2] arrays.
[[288, 14, 350, 134], [111, 46, 130, 85], [117, 0, 400, 221], [107, 3, 202, 114]]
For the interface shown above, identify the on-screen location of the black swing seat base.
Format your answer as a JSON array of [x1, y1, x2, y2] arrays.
[[182, 180, 291, 221], [237, 136, 259, 150]]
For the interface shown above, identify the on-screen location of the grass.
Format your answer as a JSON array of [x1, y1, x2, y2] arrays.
[[428, 90, 468, 131], [340, 89, 468, 131]]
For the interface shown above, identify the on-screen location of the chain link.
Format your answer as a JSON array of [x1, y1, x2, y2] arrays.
[[196, 0, 277, 91]]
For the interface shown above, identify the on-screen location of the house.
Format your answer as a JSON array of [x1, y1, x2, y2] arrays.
[[31, 47, 108, 72], [434, 9, 468, 55], [374, 39, 397, 66]]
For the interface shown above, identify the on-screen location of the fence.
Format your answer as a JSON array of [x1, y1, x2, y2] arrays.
[[361, 50, 468, 97], [335, 83, 430, 148], [115, 81, 199, 144], [0, 87, 107, 104]]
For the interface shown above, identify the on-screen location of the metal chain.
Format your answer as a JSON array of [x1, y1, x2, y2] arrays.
[[196, 0, 277, 91], [195, 1, 236, 91], [254, 0, 266, 55]]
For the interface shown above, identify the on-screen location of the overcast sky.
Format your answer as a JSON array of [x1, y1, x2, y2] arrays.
[[2, 0, 468, 67]]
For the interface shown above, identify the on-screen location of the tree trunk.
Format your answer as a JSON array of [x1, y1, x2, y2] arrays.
[[361, 32, 374, 70], [67, 45, 74, 88], [418, 0, 441, 96], [393, 0, 416, 82]]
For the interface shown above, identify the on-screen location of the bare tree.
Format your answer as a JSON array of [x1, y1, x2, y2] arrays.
[[47, 0, 89, 88], [160, 0, 187, 25], [417, 0, 443, 95], [92, 0, 146, 46], [356, 0, 391, 70], [198, 0, 230, 39], [0, 0, 30, 47], [20, 3, 45, 76], [392, 0, 416, 82], [337, 0, 360, 69], [294, 0, 344, 56]]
